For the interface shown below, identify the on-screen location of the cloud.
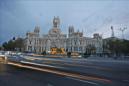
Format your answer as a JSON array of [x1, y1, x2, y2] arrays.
[[0, 0, 129, 44]]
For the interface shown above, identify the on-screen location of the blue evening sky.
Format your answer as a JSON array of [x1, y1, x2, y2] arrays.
[[0, 0, 129, 44]]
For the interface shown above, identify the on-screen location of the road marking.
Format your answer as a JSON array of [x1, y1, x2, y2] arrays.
[[20, 61, 65, 69], [41, 60, 112, 71], [21, 60, 112, 72], [66, 77, 99, 86], [23, 56, 113, 71], [123, 80, 129, 83], [7, 61, 112, 84], [24, 55, 129, 63], [47, 83, 54, 86]]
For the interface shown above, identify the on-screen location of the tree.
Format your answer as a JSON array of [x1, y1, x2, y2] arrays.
[[0, 45, 3, 50], [107, 39, 129, 56], [8, 40, 15, 51], [15, 38, 24, 51], [2, 40, 15, 51], [2, 37, 24, 51], [2, 42, 8, 50]]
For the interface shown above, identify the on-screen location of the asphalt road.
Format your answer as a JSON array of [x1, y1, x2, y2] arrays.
[[0, 64, 103, 86], [1, 55, 129, 86]]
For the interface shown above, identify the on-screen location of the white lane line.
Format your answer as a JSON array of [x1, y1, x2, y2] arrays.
[[20, 61, 65, 69], [123, 80, 129, 83], [66, 77, 99, 86], [23, 56, 74, 62], [47, 83, 54, 86], [24, 55, 129, 63]]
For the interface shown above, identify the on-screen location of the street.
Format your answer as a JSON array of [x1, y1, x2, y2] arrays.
[[0, 64, 91, 86], [0, 55, 129, 86]]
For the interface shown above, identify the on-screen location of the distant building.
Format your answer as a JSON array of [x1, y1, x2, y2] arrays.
[[25, 17, 103, 54]]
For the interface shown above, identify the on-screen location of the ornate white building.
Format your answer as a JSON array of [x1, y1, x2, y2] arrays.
[[25, 17, 103, 54]]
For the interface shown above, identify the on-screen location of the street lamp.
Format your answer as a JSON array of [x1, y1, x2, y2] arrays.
[[119, 27, 127, 39]]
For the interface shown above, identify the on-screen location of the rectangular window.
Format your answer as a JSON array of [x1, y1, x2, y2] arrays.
[[79, 47, 82, 51], [74, 47, 78, 51]]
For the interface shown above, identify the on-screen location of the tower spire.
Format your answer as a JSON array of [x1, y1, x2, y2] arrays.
[[53, 16, 60, 28], [111, 26, 114, 37]]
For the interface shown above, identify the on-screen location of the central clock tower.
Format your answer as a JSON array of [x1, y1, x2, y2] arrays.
[[49, 16, 61, 35], [53, 16, 60, 28]]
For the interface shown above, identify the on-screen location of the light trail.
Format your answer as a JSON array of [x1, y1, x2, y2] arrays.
[[7, 61, 112, 84], [41, 61, 112, 71], [23, 56, 112, 71]]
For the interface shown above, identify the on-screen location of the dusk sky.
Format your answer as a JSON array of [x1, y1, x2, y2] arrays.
[[0, 0, 129, 44]]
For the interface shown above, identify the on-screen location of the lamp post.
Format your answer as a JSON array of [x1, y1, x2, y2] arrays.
[[119, 27, 127, 39]]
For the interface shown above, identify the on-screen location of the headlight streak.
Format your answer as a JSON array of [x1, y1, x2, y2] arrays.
[[7, 61, 112, 85]]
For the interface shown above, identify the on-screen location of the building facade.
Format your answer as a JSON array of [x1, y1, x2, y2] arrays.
[[25, 17, 103, 54]]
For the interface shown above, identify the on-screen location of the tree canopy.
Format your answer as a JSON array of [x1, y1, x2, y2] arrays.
[[106, 39, 129, 56], [2, 37, 24, 51]]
